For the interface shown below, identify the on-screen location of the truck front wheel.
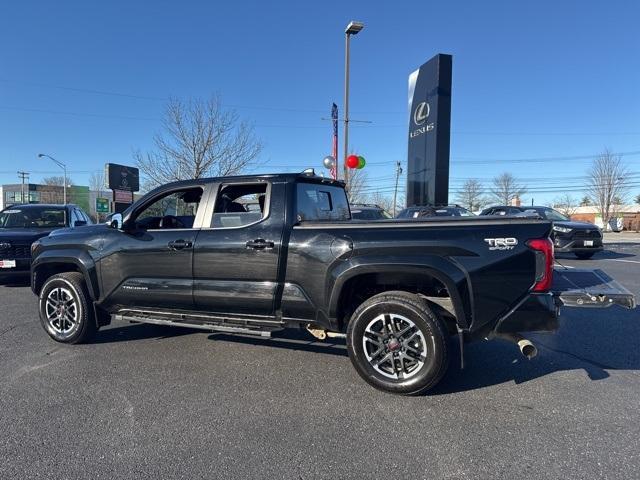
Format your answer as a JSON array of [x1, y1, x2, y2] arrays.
[[346, 291, 449, 395], [38, 272, 97, 344]]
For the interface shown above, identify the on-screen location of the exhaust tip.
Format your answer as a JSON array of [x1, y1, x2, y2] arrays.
[[517, 339, 538, 360]]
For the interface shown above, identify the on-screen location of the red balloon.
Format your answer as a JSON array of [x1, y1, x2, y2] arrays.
[[346, 155, 360, 169]]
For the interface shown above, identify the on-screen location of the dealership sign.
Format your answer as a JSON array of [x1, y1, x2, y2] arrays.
[[407, 54, 452, 207], [105, 163, 140, 192]]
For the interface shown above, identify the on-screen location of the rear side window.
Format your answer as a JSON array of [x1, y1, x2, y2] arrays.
[[296, 183, 350, 222], [211, 183, 269, 228]]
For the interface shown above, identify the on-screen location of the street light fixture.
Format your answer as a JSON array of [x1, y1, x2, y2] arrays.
[[343, 20, 364, 188], [38, 153, 67, 205]]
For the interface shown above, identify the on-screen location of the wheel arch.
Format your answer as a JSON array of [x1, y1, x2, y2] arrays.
[[32, 251, 99, 300], [329, 260, 471, 332]]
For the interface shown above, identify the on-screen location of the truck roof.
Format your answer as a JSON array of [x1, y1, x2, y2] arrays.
[[153, 170, 346, 191]]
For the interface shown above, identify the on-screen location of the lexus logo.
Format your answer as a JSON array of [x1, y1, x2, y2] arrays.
[[413, 101, 430, 125], [0, 242, 11, 250]]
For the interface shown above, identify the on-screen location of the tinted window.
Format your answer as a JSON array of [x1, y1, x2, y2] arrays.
[[211, 183, 268, 228], [0, 206, 66, 228], [135, 187, 203, 229], [296, 183, 350, 222], [352, 209, 385, 220], [540, 208, 569, 221]]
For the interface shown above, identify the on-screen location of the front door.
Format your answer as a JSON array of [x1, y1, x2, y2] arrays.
[[100, 185, 207, 311], [192, 180, 285, 316]]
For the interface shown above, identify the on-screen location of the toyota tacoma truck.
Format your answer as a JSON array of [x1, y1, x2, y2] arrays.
[[30, 171, 635, 395]]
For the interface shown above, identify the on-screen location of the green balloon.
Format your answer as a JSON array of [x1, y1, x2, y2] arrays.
[[357, 156, 366, 169]]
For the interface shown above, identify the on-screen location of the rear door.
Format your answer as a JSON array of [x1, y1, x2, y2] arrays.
[[192, 179, 286, 316]]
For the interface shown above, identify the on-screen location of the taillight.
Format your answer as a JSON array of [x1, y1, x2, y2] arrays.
[[526, 238, 554, 292]]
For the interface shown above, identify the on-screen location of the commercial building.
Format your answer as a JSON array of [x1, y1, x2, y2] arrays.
[[1, 183, 91, 215]]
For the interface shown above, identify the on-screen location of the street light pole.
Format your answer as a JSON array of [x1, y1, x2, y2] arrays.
[[343, 21, 364, 189], [38, 153, 67, 205]]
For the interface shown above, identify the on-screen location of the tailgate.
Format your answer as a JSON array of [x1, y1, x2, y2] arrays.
[[552, 267, 636, 309]]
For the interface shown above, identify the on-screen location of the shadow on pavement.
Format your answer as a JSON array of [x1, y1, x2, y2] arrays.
[[93, 322, 198, 343], [433, 306, 640, 395], [207, 329, 349, 357], [89, 306, 639, 395], [0, 275, 31, 287]]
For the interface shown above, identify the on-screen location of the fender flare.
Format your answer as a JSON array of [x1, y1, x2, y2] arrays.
[[31, 250, 99, 301], [327, 256, 471, 330]]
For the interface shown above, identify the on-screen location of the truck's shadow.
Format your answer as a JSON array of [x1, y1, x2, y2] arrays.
[[209, 308, 639, 395], [432, 306, 640, 395], [207, 330, 350, 357], [93, 323, 197, 343], [95, 307, 639, 395]]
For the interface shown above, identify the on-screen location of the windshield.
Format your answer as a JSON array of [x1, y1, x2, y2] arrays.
[[0, 207, 67, 228], [539, 208, 569, 221]]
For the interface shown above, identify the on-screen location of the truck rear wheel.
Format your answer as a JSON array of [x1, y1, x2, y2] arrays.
[[38, 272, 97, 344], [346, 291, 449, 395]]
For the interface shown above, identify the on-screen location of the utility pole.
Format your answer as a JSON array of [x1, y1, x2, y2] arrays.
[[17, 171, 29, 203], [392, 161, 403, 217]]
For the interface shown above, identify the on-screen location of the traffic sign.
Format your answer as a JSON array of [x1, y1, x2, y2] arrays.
[[96, 197, 110, 213]]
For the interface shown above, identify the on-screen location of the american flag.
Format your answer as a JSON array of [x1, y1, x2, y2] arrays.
[[331, 103, 338, 179]]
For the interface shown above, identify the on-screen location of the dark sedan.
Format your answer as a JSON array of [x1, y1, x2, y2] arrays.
[[350, 204, 392, 220], [480, 205, 603, 259], [0, 204, 92, 278]]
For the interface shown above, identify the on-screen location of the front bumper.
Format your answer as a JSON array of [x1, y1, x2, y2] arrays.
[[0, 258, 31, 277], [553, 236, 603, 253]]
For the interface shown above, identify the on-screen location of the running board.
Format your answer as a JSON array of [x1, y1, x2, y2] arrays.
[[115, 310, 283, 337]]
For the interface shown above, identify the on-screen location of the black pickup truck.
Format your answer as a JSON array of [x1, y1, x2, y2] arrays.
[[30, 172, 635, 395]]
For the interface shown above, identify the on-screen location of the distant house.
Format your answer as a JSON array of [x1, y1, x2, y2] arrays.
[[569, 205, 640, 231]]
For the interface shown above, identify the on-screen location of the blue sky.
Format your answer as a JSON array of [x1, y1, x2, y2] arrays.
[[0, 0, 639, 205]]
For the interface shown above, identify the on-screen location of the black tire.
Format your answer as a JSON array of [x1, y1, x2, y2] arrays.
[[575, 252, 595, 259], [346, 291, 449, 395], [38, 272, 97, 344]]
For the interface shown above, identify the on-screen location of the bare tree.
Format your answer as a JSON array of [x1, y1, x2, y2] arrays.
[[587, 149, 630, 227], [346, 168, 368, 204], [89, 171, 106, 195], [635, 193, 640, 205], [367, 191, 395, 214], [42, 176, 73, 187], [134, 96, 263, 188], [490, 172, 526, 205], [455, 179, 486, 211], [553, 193, 578, 217]]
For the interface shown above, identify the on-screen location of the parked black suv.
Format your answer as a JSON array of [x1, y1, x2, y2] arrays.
[[0, 204, 92, 277], [480, 206, 603, 259], [396, 205, 475, 219]]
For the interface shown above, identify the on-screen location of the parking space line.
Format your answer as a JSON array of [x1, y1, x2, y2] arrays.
[[603, 259, 640, 264]]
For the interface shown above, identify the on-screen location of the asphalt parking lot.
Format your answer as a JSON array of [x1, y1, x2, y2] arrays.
[[1, 241, 639, 479]]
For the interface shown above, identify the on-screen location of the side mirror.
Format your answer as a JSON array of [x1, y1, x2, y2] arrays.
[[110, 213, 123, 230], [74, 220, 87, 227]]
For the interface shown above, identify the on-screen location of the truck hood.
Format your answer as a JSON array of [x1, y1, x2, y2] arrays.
[[48, 224, 109, 237], [0, 228, 56, 243], [553, 220, 599, 230]]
